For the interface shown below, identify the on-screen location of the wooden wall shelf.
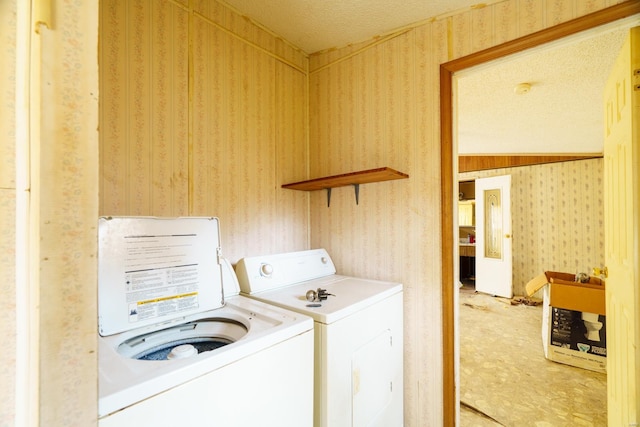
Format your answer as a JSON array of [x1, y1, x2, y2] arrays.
[[282, 167, 409, 206]]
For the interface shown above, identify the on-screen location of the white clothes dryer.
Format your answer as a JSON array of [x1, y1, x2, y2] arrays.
[[235, 249, 404, 427], [98, 217, 314, 427]]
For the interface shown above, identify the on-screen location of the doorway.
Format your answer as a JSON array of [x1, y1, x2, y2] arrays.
[[439, 3, 640, 425]]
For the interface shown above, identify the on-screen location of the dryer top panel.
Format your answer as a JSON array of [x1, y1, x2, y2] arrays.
[[242, 275, 402, 324], [98, 216, 223, 336]]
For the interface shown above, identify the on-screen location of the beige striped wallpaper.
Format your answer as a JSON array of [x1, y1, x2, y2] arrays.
[[2, 0, 99, 425], [38, 1, 100, 425], [307, 1, 621, 424], [0, 0, 17, 424], [99, 0, 309, 262], [0, 0, 621, 425], [460, 159, 605, 297]]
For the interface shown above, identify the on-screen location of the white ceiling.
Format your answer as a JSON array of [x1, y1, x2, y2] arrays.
[[220, 0, 639, 154], [221, 0, 498, 54], [456, 23, 633, 154]]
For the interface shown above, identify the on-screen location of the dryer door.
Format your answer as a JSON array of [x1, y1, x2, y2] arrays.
[[352, 330, 393, 426]]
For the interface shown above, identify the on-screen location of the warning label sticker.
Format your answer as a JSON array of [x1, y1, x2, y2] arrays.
[[123, 234, 204, 323]]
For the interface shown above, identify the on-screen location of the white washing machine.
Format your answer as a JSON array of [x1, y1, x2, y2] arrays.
[[235, 249, 404, 427], [98, 217, 314, 426]]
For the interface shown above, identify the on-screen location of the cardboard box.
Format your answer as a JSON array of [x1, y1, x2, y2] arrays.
[[526, 271, 606, 373]]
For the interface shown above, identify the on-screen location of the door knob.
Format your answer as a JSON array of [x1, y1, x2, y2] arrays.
[[593, 266, 608, 278], [505, 234, 511, 238]]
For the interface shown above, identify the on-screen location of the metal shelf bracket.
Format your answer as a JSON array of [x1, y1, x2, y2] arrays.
[[326, 185, 359, 207]]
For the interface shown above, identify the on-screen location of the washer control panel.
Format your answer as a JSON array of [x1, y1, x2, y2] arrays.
[[235, 249, 336, 294]]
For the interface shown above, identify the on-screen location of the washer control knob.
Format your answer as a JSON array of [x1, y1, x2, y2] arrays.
[[260, 263, 273, 277], [321, 257, 328, 264]]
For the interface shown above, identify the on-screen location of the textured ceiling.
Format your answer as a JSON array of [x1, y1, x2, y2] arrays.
[[220, 0, 639, 154], [456, 23, 633, 154], [221, 0, 494, 54]]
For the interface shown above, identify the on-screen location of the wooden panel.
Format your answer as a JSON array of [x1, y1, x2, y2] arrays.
[[150, 1, 170, 214], [518, 0, 545, 36], [471, 5, 495, 52], [451, 10, 473, 58], [0, 0, 15, 188], [493, 1, 518, 45], [460, 245, 476, 257], [191, 14, 225, 217], [275, 61, 309, 251], [576, 0, 609, 16], [38, 0, 100, 424], [459, 181, 475, 199], [170, 4, 190, 215], [0, 189, 16, 422], [100, 0, 128, 214], [100, 0, 190, 216], [127, 0, 152, 215], [0, 3, 17, 411], [194, 0, 307, 72], [459, 154, 602, 172], [150, 1, 189, 216], [546, 0, 575, 26], [101, 0, 309, 262]]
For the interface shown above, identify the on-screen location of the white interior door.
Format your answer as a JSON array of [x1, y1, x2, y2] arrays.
[[603, 26, 639, 427], [475, 175, 512, 298]]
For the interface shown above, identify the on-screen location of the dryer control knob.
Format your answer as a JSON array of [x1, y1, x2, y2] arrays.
[[260, 263, 273, 277], [321, 257, 328, 264]]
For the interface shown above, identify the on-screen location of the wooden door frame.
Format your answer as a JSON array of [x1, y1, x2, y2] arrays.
[[439, 2, 640, 424]]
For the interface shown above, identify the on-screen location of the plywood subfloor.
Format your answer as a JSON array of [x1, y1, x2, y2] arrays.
[[459, 287, 607, 426]]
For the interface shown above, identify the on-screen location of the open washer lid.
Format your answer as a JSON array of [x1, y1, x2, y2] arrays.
[[98, 216, 224, 336]]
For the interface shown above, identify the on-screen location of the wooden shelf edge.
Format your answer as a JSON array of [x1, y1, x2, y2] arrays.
[[282, 167, 409, 191]]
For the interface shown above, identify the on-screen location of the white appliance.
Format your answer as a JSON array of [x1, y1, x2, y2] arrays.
[[98, 217, 314, 426], [235, 248, 404, 427]]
